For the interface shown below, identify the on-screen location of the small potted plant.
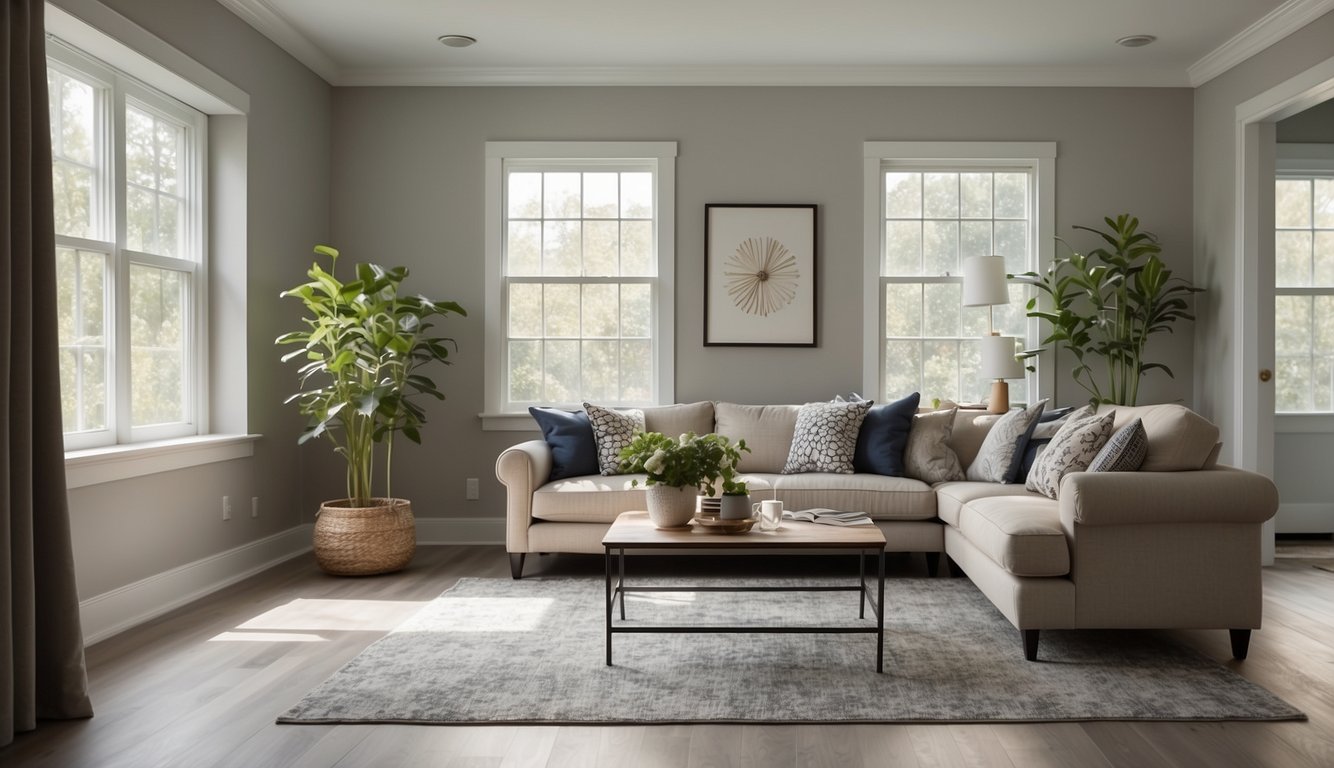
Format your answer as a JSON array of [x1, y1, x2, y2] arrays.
[[277, 245, 465, 575], [618, 432, 749, 528]]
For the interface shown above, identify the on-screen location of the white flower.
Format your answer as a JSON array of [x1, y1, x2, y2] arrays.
[[678, 433, 692, 447], [644, 449, 667, 475]]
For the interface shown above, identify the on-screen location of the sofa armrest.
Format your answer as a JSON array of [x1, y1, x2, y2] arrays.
[[1060, 467, 1278, 528], [495, 440, 553, 552]]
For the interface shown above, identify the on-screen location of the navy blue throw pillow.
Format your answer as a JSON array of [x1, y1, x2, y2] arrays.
[[528, 407, 599, 481], [853, 392, 921, 476], [1019, 437, 1052, 483]]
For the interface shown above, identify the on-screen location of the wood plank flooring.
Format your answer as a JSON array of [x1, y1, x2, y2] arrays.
[[3, 540, 1333, 768]]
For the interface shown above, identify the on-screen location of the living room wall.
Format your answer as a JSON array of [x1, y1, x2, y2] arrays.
[[51, 0, 331, 604], [325, 85, 1194, 528]]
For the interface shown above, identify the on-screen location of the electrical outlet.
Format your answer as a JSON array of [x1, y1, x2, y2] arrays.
[[222, 496, 232, 521], [251, 497, 259, 518], [465, 478, 480, 500]]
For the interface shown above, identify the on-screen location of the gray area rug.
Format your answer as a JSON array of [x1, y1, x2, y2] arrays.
[[279, 577, 1304, 724]]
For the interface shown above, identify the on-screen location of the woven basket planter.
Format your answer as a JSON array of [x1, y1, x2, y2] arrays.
[[314, 498, 415, 576]]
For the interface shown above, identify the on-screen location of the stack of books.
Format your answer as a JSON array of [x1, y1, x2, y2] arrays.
[[781, 508, 873, 526]]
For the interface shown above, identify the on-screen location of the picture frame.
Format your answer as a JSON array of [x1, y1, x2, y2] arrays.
[[704, 204, 817, 347]]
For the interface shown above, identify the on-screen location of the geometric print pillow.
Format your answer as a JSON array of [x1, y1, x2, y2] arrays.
[[583, 402, 645, 475], [966, 399, 1047, 484], [1024, 409, 1115, 499], [1087, 417, 1149, 473], [782, 399, 873, 474]]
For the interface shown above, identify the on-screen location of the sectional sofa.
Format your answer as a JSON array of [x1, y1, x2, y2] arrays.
[[495, 400, 1279, 660]]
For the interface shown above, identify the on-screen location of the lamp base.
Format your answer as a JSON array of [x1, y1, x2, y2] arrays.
[[988, 380, 1010, 414]]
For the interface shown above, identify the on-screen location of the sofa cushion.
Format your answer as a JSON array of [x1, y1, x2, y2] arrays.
[[1088, 417, 1148, 473], [714, 402, 800, 473], [1103, 404, 1220, 472], [528, 407, 599, 481], [643, 401, 715, 438], [966, 400, 1046, 483], [945, 409, 1001, 468], [934, 481, 1045, 527], [958, 496, 1070, 577], [905, 408, 965, 483], [584, 402, 645, 475], [1025, 410, 1115, 499], [853, 392, 920, 477], [783, 400, 872, 474], [770, 473, 936, 521], [532, 474, 648, 523]]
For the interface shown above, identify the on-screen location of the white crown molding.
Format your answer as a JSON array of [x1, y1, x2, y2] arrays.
[[214, 0, 342, 84], [1188, 0, 1334, 87], [338, 64, 1188, 88]]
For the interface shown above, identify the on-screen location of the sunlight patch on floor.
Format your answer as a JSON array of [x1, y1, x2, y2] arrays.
[[397, 597, 554, 632], [234, 598, 430, 632], [207, 631, 328, 642]]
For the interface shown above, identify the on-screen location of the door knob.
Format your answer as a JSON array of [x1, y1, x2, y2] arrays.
[[1259, 369, 1273, 382]]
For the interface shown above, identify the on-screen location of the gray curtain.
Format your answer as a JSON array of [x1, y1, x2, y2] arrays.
[[2, 0, 94, 747]]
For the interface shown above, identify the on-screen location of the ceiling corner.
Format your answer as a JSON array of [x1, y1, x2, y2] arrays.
[[1187, 0, 1334, 87], [214, 0, 343, 85]]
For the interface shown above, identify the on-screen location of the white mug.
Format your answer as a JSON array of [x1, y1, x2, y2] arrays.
[[752, 499, 783, 531]]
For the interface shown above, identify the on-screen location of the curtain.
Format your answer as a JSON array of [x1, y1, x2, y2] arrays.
[[2, 0, 94, 746]]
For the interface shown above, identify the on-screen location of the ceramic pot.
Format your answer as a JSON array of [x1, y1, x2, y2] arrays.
[[645, 484, 697, 528], [719, 493, 753, 520]]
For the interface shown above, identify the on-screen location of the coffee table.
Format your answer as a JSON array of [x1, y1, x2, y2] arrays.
[[601, 510, 888, 672]]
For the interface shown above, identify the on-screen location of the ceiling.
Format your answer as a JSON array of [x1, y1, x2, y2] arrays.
[[216, 0, 1334, 87]]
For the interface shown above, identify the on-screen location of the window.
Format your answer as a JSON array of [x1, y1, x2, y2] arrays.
[[484, 142, 676, 427], [862, 143, 1055, 406], [49, 40, 207, 449], [1275, 167, 1334, 413]]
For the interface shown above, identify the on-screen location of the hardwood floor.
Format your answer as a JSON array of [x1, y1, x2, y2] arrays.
[[4, 540, 1333, 767]]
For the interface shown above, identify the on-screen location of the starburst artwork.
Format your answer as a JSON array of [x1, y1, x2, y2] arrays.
[[724, 236, 801, 317]]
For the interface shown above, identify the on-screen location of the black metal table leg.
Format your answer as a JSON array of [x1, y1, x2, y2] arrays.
[[877, 548, 886, 673], [858, 550, 867, 619], [604, 546, 612, 666], [618, 547, 627, 621]]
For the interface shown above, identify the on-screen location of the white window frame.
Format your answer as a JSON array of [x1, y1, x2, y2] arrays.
[[861, 142, 1056, 405], [1274, 144, 1334, 424], [482, 141, 677, 430]]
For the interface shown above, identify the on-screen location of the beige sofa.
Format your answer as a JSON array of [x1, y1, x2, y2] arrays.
[[495, 401, 1279, 661]]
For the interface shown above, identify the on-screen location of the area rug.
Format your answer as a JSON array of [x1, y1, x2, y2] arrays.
[[278, 577, 1304, 724]]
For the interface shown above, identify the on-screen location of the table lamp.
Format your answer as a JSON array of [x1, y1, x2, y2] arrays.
[[963, 255, 1021, 413], [980, 333, 1025, 414]]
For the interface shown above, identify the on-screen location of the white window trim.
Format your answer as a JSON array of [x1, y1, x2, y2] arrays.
[[48, 0, 253, 485], [861, 141, 1056, 405], [481, 141, 678, 431]]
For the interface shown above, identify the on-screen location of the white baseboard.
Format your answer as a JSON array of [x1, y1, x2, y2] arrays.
[[415, 516, 505, 545], [1276, 502, 1334, 534], [79, 524, 313, 646]]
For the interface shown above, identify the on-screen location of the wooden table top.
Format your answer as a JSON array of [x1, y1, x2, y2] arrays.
[[602, 510, 886, 549]]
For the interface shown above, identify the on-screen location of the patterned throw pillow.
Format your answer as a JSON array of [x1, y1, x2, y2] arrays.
[[782, 400, 873, 474], [904, 407, 966, 483], [966, 400, 1047, 484], [583, 402, 645, 475], [1088, 417, 1149, 472], [1025, 409, 1116, 499]]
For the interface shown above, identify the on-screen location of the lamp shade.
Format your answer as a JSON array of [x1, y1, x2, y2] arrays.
[[962, 255, 1009, 307], [980, 334, 1025, 380]]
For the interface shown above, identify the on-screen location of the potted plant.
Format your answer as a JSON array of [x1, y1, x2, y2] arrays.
[[277, 245, 465, 575], [618, 432, 750, 528], [1015, 214, 1201, 406]]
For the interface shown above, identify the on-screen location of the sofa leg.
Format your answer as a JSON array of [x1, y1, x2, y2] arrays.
[[924, 552, 940, 577], [1022, 629, 1040, 661], [945, 555, 963, 578], [1230, 629, 1251, 660], [509, 553, 525, 580]]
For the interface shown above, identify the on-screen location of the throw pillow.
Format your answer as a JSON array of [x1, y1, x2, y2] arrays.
[[1019, 437, 1051, 482], [853, 392, 921, 476], [1025, 409, 1116, 499], [1031, 404, 1088, 440], [527, 407, 599, 481], [904, 407, 966, 483], [965, 400, 1047, 483], [1088, 417, 1149, 473], [583, 402, 645, 475], [782, 400, 874, 474]]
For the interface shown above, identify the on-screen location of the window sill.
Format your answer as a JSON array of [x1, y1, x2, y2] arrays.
[[65, 434, 261, 488]]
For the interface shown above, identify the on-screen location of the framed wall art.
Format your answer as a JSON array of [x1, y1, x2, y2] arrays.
[[704, 203, 817, 346]]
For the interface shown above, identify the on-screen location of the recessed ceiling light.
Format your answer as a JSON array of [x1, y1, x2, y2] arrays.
[[437, 34, 477, 48], [1116, 34, 1157, 48]]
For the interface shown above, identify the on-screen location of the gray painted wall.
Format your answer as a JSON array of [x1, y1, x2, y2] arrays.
[[54, 0, 331, 598], [1192, 11, 1334, 466], [1277, 98, 1334, 143], [327, 85, 1195, 524]]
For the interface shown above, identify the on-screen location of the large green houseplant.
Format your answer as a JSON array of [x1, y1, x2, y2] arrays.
[[277, 245, 465, 574], [1017, 214, 1201, 406]]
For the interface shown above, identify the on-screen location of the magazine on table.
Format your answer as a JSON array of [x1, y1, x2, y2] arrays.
[[781, 508, 873, 526]]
